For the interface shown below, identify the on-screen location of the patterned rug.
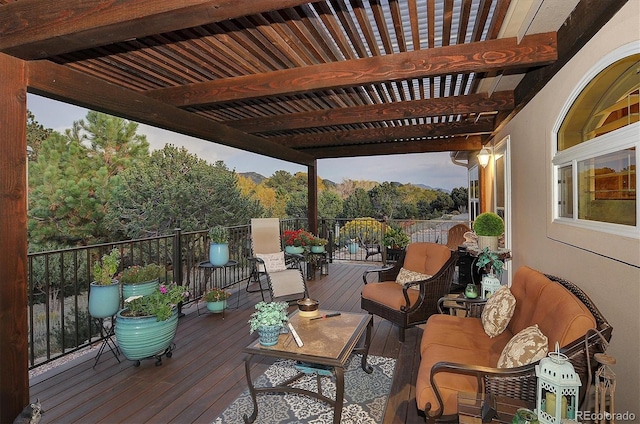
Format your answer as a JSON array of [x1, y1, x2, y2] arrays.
[[212, 354, 396, 424]]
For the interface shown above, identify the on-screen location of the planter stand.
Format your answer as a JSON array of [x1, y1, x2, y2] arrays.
[[92, 317, 121, 368]]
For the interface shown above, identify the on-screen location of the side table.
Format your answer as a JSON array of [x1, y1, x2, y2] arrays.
[[458, 392, 534, 424], [197, 260, 238, 316], [304, 251, 329, 280]]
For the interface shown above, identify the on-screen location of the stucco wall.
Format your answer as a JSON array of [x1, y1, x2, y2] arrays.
[[492, 1, 639, 415]]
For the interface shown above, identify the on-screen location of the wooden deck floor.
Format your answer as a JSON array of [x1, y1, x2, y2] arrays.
[[30, 262, 428, 424]]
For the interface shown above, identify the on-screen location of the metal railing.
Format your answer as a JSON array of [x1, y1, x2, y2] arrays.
[[26, 217, 470, 369]]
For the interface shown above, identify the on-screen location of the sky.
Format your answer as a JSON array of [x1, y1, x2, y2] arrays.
[[27, 94, 468, 191]]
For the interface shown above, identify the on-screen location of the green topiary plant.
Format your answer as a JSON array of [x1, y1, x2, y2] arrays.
[[473, 212, 505, 236]]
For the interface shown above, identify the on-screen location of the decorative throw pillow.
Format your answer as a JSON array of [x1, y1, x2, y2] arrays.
[[481, 285, 516, 338], [497, 324, 549, 368], [255, 252, 287, 273], [396, 267, 431, 290]]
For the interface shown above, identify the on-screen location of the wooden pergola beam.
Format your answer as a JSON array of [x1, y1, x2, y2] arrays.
[[226, 91, 513, 133], [1, 0, 313, 59], [145, 33, 557, 106], [301, 135, 484, 158], [270, 121, 494, 147], [27, 60, 314, 166]]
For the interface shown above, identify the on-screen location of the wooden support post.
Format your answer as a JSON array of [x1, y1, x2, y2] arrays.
[[307, 161, 318, 235], [0, 53, 30, 423]]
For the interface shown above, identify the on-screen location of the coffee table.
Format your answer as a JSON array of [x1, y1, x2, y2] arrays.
[[242, 310, 373, 424]]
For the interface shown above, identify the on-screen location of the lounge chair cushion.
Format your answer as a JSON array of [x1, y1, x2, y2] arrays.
[[497, 324, 548, 368], [481, 286, 516, 337], [256, 252, 287, 273]]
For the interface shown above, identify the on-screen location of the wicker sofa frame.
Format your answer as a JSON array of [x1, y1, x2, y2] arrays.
[[425, 273, 612, 422], [361, 248, 458, 342]]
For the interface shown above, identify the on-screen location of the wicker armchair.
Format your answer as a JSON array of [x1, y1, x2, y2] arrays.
[[361, 243, 458, 342], [426, 273, 612, 421]]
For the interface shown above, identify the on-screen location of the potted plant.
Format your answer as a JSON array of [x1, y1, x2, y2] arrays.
[[119, 263, 164, 299], [202, 288, 231, 313], [88, 248, 121, 319], [283, 229, 313, 254], [208, 225, 230, 266], [475, 247, 505, 298], [248, 301, 289, 346], [115, 284, 190, 363], [309, 236, 328, 253], [473, 212, 505, 251], [382, 224, 410, 261]]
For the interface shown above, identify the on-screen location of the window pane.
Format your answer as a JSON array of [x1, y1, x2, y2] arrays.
[[577, 148, 636, 225], [558, 165, 573, 218]]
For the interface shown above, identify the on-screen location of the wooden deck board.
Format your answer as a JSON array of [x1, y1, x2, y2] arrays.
[[30, 262, 428, 423]]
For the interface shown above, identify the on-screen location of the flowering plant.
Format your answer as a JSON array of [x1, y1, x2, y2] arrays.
[[202, 288, 231, 302], [122, 284, 190, 321], [309, 236, 328, 246], [283, 229, 313, 247], [248, 301, 289, 333], [119, 263, 164, 284]]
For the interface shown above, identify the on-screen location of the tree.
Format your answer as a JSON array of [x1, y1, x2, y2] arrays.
[[28, 132, 114, 246], [285, 191, 308, 218], [105, 145, 262, 239], [368, 182, 402, 219], [341, 188, 374, 218], [318, 190, 343, 219], [450, 186, 468, 212], [27, 113, 151, 248], [26, 110, 51, 161]]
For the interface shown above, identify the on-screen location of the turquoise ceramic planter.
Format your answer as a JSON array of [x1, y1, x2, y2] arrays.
[[257, 325, 282, 346], [348, 242, 359, 254], [206, 300, 227, 313], [88, 281, 120, 319], [115, 308, 179, 361], [310, 245, 325, 253], [209, 243, 230, 266], [122, 278, 160, 300], [285, 245, 304, 254]]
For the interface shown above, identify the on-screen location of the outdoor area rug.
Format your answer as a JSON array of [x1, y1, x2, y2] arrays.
[[212, 354, 396, 424]]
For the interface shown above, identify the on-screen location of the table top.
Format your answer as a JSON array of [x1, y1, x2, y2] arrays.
[[198, 260, 238, 268], [243, 310, 370, 367]]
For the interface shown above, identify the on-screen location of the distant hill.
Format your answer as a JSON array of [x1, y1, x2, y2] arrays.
[[239, 172, 266, 184], [239, 172, 448, 193]]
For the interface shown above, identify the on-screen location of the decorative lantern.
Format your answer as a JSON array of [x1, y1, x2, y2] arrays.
[[481, 274, 501, 299], [594, 352, 616, 424], [536, 343, 582, 424]]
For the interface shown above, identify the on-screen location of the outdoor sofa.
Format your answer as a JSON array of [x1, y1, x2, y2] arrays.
[[415, 266, 612, 421]]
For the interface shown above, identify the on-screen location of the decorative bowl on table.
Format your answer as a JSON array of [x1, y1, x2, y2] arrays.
[[297, 298, 319, 318]]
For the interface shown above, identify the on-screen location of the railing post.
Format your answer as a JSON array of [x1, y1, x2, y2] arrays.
[[172, 228, 183, 285]]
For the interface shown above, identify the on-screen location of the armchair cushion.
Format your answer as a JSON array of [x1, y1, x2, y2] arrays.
[[361, 282, 420, 310], [481, 286, 516, 337], [396, 267, 432, 290], [255, 252, 287, 273], [497, 324, 548, 368]]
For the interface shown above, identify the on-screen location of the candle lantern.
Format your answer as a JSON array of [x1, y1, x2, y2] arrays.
[[536, 343, 582, 424], [481, 274, 501, 299]]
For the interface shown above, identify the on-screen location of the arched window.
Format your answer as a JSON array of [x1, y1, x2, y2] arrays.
[[553, 51, 638, 233]]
